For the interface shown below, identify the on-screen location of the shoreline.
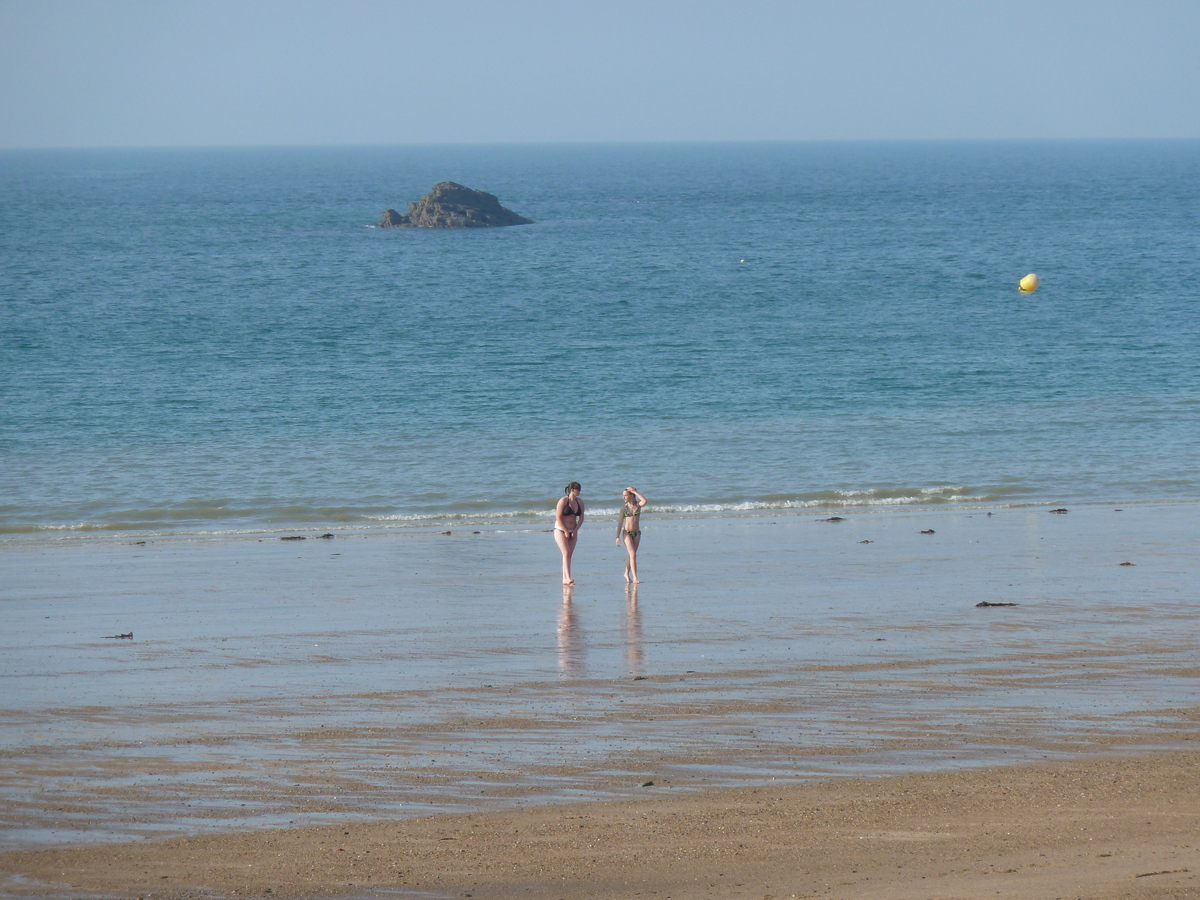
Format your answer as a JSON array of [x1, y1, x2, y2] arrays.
[[3, 747, 1198, 899], [2, 494, 1195, 547]]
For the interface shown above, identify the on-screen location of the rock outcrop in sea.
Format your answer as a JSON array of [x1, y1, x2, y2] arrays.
[[379, 182, 533, 228]]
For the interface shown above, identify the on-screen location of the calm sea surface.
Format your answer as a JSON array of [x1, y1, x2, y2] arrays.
[[1, 142, 1198, 536]]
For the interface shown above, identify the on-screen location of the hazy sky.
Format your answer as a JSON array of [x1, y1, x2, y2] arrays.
[[2, 0, 1198, 147]]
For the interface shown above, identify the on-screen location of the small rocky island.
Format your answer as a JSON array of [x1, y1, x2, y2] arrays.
[[379, 182, 533, 228]]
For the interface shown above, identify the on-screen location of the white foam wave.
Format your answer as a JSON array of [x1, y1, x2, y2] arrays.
[[0, 485, 1021, 540]]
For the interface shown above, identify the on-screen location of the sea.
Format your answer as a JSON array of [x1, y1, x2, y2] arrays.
[[2, 141, 1198, 537]]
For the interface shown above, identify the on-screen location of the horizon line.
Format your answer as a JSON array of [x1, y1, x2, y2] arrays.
[[3, 136, 1200, 153]]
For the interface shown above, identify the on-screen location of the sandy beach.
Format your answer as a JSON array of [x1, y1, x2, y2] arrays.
[[1, 502, 1198, 898], [3, 749, 1198, 899]]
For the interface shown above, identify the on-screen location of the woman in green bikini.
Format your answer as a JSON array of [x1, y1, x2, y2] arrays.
[[615, 486, 647, 583]]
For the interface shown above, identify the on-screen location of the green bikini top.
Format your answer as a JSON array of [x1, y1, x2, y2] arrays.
[[621, 504, 644, 518]]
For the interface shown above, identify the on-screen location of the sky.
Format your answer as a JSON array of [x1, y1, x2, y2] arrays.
[[1, 0, 1198, 148]]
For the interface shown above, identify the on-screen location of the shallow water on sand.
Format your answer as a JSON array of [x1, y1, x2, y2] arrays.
[[0, 503, 1197, 846]]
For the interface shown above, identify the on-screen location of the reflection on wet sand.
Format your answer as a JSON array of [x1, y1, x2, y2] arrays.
[[625, 583, 643, 677], [557, 585, 583, 678], [557, 585, 645, 679]]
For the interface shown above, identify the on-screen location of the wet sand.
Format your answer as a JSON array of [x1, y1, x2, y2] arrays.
[[3, 749, 1198, 899], [1, 502, 1198, 896]]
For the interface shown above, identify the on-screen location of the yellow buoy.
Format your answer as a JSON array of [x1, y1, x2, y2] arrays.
[[1018, 273, 1040, 293]]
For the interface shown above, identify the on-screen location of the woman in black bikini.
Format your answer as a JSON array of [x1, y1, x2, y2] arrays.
[[555, 482, 584, 585], [615, 486, 647, 583]]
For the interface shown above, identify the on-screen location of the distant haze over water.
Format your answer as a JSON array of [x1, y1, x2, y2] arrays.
[[1, 142, 1197, 536]]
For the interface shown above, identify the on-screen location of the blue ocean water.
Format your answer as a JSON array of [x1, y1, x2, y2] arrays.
[[1, 142, 1198, 536]]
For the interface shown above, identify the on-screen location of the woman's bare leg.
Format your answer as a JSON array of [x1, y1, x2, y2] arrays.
[[623, 534, 641, 583], [555, 530, 576, 584]]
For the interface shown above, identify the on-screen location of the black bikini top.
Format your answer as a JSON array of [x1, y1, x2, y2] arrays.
[[563, 498, 581, 516]]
